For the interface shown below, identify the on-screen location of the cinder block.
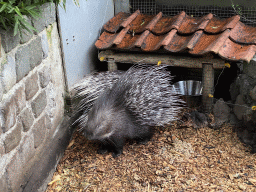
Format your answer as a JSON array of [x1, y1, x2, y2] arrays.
[[0, 107, 4, 135], [0, 142, 4, 157], [16, 37, 43, 82], [32, 114, 47, 148], [52, 100, 64, 131], [31, 90, 47, 118], [20, 16, 33, 44], [41, 31, 49, 59], [0, 172, 9, 192], [15, 44, 32, 82], [0, 28, 20, 53], [14, 84, 26, 114], [29, 36, 43, 69], [3, 120, 22, 153], [25, 73, 39, 100], [6, 151, 25, 192], [19, 135, 35, 164], [1, 96, 17, 132], [20, 107, 34, 132], [39, 66, 51, 88], [2, 54, 16, 92], [0, 77, 4, 101], [45, 113, 52, 130], [32, 2, 56, 34]]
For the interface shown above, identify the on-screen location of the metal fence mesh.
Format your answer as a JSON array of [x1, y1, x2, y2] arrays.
[[130, 0, 256, 26]]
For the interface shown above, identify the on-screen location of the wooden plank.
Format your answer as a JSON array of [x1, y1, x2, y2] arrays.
[[99, 50, 226, 69]]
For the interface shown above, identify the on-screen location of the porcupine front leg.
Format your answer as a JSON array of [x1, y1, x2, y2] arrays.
[[97, 143, 110, 154], [109, 136, 125, 158]]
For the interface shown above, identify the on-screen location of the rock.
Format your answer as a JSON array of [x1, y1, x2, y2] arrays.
[[250, 86, 256, 101], [229, 82, 240, 102], [229, 113, 239, 126], [233, 95, 247, 120], [213, 98, 230, 125]]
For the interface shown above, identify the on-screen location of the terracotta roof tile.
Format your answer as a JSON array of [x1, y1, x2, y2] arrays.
[[151, 12, 185, 34], [96, 10, 256, 62], [230, 22, 256, 44], [218, 39, 256, 62], [103, 12, 130, 33], [205, 15, 240, 33], [178, 13, 213, 34], [189, 30, 231, 55]]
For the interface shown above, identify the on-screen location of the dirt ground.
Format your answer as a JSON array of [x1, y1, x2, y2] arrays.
[[46, 117, 256, 192]]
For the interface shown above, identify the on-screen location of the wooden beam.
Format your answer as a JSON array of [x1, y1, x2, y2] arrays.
[[99, 50, 225, 69]]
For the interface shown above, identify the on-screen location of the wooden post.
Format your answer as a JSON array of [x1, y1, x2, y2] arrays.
[[202, 63, 214, 113], [108, 59, 118, 71]]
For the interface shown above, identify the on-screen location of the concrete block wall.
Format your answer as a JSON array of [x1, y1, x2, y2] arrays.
[[0, 3, 66, 191]]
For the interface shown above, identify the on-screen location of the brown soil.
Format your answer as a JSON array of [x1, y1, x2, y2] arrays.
[[46, 121, 256, 192]]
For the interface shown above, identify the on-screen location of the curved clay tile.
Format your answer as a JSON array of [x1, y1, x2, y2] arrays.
[[205, 15, 240, 33], [113, 26, 130, 44], [162, 29, 178, 46], [164, 31, 199, 52], [178, 13, 213, 34], [218, 38, 256, 62], [151, 11, 186, 35], [97, 10, 256, 63], [140, 32, 170, 51], [145, 12, 163, 31], [134, 30, 150, 47], [129, 14, 155, 34], [95, 31, 118, 49], [103, 12, 131, 33], [230, 21, 256, 44], [115, 34, 141, 50], [121, 10, 140, 28], [189, 30, 230, 55]]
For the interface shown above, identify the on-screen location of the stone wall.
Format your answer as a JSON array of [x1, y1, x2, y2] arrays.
[[213, 58, 256, 152], [0, 3, 66, 191], [231, 59, 256, 151]]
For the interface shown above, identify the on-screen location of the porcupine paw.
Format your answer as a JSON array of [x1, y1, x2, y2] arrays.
[[112, 149, 123, 158], [97, 144, 109, 154], [97, 148, 108, 154], [136, 138, 150, 145]]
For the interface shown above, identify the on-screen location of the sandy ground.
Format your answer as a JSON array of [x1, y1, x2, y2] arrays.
[[46, 117, 256, 192]]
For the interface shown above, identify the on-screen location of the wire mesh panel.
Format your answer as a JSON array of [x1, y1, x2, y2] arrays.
[[130, 0, 157, 15], [130, 0, 256, 26]]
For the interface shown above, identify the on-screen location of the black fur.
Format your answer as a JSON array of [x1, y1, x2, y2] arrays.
[[70, 65, 185, 157], [85, 84, 153, 157]]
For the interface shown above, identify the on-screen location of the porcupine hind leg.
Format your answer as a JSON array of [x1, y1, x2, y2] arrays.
[[135, 125, 154, 144]]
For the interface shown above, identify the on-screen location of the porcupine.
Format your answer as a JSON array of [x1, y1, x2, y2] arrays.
[[70, 64, 185, 157]]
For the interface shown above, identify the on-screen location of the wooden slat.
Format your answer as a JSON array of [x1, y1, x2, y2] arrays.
[[98, 50, 225, 69]]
